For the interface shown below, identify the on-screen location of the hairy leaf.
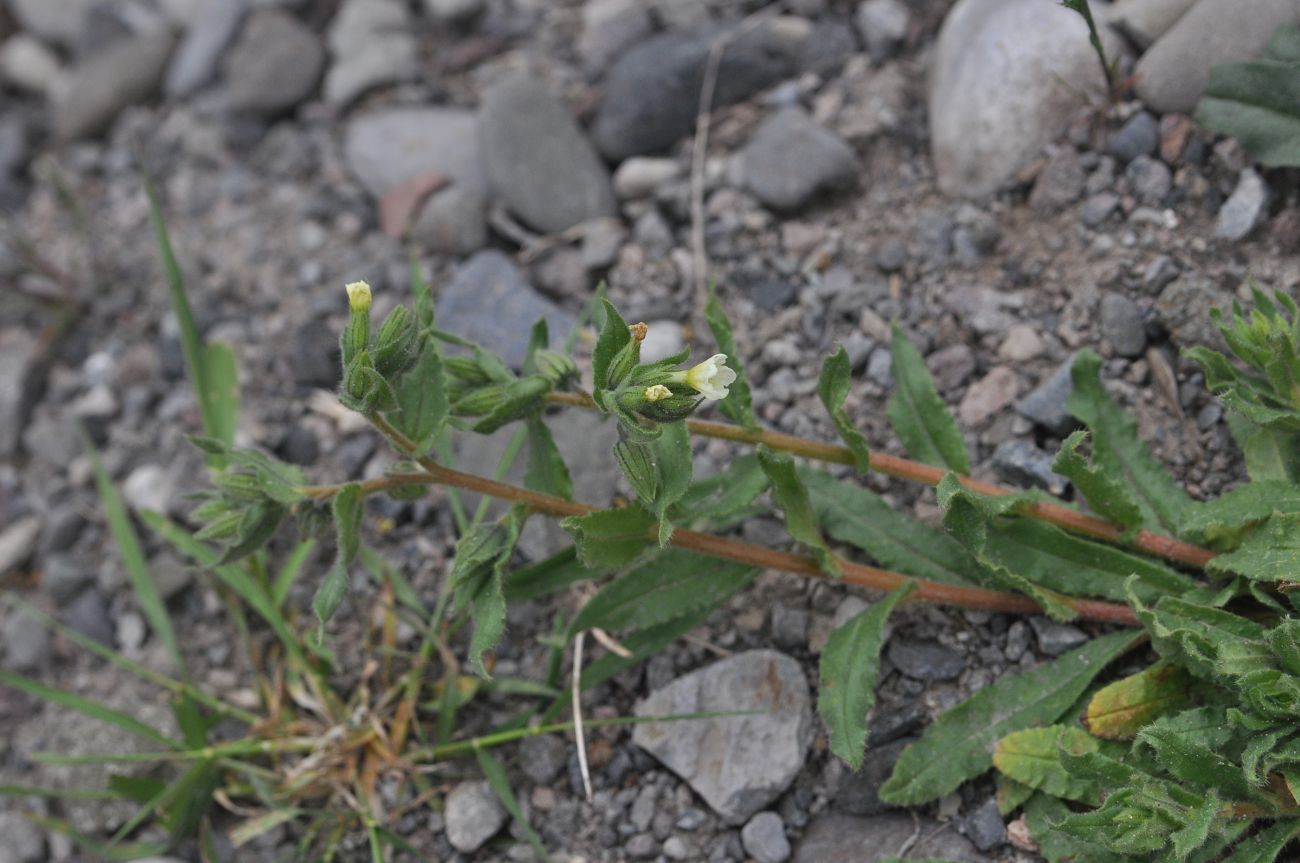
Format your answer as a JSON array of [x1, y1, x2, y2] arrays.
[[1068, 351, 1192, 534], [705, 286, 756, 429], [1208, 513, 1300, 583], [387, 342, 448, 456], [1180, 481, 1300, 549], [572, 550, 756, 634], [819, 582, 915, 769], [1084, 663, 1194, 739], [993, 725, 1103, 804], [886, 325, 970, 473], [1136, 707, 1256, 800], [561, 505, 655, 569], [524, 417, 573, 500], [614, 439, 657, 503], [651, 421, 693, 545], [1218, 820, 1300, 863], [313, 483, 364, 629], [504, 547, 602, 603], [1242, 424, 1300, 483], [449, 508, 524, 677], [817, 346, 871, 473], [592, 299, 631, 403], [1051, 430, 1142, 532], [758, 447, 842, 577], [1131, 588, 1268, 682], [879, 630, 1139, 805], [995, 774, 1035, 815], [1194, 25, 1300, 168], [678, 454, 769, 527]]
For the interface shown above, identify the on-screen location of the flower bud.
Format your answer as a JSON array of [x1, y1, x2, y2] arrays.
[[604, 337, 641, 391], [637, 394, 700, 423], [346, 281, 372, 312], [444, 356, 492, 385], [452, 383, 509, 417], [373, 305, 419, 378], [534, 350, 579, 388], [341, 282, 373, 367]]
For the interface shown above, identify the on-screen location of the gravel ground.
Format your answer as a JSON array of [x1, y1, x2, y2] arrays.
[[1, 0, 1298, 861]]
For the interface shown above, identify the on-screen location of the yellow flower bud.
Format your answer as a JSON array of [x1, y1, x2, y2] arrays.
[[346, 280, 372, 312], [644, 384, 673, 402]]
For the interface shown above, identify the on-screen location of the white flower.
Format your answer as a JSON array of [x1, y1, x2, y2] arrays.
[[345, 280, 372, 312], [644, 384, 673, 402], [672, 353, 737, 400]]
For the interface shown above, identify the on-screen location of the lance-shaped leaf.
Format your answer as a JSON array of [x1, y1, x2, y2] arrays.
[[817, 346, 870, 473], [449, 507, 524, 677], [1207, 513, 1300, 583], [1241, 424, 1300, 483], [313, 483, 364, 630], [524, 417, 573, 500], [651, 421, 693, 545], [801, 468, 978, 586], [1052, 779, 1215, 857], [1068, 350, 1192, 535], [993, 725, 1104, 804], [614, 439, 657, 503], [572, 550, 756, 634], [1218, 820, 1300, 863], [1051, 430, 1142, 533], [758, 447, 842, 577], [386, 342, 448, 456], [705, 286, 756, 430], [1135, 706, 1257, 801], [1193, 25, 1300, 168], [561, 505, 655, 569], [1083, 663, 1194, 740], [886, 324, 970, 474], [818, 582, 915, 770], [503, 547, 601, 603], [879, 630, 1140, 805], [936, 476, 1076, 620], [1181, 481, 1300, 549], [1130, 586, 1268, 682], [592, 299, 631, 404], [678, 454, 769, 527]]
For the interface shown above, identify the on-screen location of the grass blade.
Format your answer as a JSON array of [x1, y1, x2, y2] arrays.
[[272, 538, 316, 608], [476, 745, 550, 862], [0, 671, 179, 750]]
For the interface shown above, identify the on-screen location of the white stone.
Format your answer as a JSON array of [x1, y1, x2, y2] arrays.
[[444, 781, 507, 852], [0, 515, 41, 577], [0, 35, 66, 96], [613, 156, 682, 200], [1109, 0, 1196, 47]]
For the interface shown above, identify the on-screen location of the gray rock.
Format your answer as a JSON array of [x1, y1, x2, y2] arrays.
[[887, 638, 965, 681], [1081, 191, 1120, 227], [1107, 111, 1159, 164], [2, 606, 52, 672], [580, 0, 654, 76], [0, 112, 29, 181], [0, 810, 45, 863], [794, 814, 981, 862], [770, 605, 809, 651], [1155, 272, 1231, 351], [855, 0, 909, 62], [963, 799, 1006, 851], [957, 366, 1020, 427], [221, 10, 324, 114], [626, 833, 657, 858], [742, 812, 791, 863], [1215, 168, 1270, 241], [930, 0, 1120, 197], [436, 251, 574, 368], [1016, 358, 1075, 436], [0, 35, 66, 97], [343, 108, 488, 255], [738, 107, 858, 211], [868, 699, 925, 747], [1133, 0, 1298, 114], [797, 19, 857, 79], [613, 156, 682, 200], [6, 0, 96, 48], [630, 784, 657, 831], [1004, 620, 1031, 662], [662, 836, 690, 860], [1028, 616, 1088, 656], [991, 440, 1065, 495], [593, 20, 809, 160], [1143, 254, 1181, 295], [165, 0, 246, 97], [445, 781, 507, 853], [423, 0, 484, 24], [1110, 0, 1197, 48], [63, 588, 114, 646], [634, 650, 813, 823], [519, 733, 569, 785], [1029, 146, 1086, 212], [479, 75, 617, 233], [0, 514, 40, 578], [1125, 154, 1171, 206], [834, 737, 910, 816], [43, 555, 94, 605], [323, 0, 418, 107], [1100, 292, 1147, 358], [927, 342, 976, 392], [52, 28, 176, 140]]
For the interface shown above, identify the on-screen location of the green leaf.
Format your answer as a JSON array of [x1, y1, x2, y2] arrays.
[[936, 476, 1077, 620], [1083, 663, 1194, 740], [614, 439, 658, 503], [215, 501, 285, 566], [201, 342, 239, 450], [1130, 589, 1268, 682], [1068, 350, 1192, 535], [592, 299, 631, 402], [0, 671, 180, 750], [677, 453, 770, 527], [572, 550, 756, 634], [995, 773, 1035, 815], [471, 376, 551, 434], [758, 447, 842, 577], [1051, 430, 1143, 533], [272, 539, 316, 608], [879, 630, 1140, 805], [1135, 706, 1256, 800], [561, 505, 655, 569], [449, 508, 524, 677], [1194, 28, 1300, 168], [1219, 820, 1300, 862], [705, 286, 756, 429], [1180, 481, 1300, 548], [387, 342, 448, 456], [1207, 512, 1300, 582], [475, 746, 550, 863], [801, 468, 978, 586], [818, 582, 915, 769], [886, 324, 970, 474], [817, 346, 871, 473], [993, 725, 1104, 804], [651, 421, 693, 545], [1242, 425, 1300, 483], [524, 417, 573, 500], [504, 547, 603, 603], [313, 483, 363, 630], [85, 435, 184, 673]]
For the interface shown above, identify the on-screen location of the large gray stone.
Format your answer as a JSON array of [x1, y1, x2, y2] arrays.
[[593, 18, 810, 160], [738, 107, 858, 211], [221, 9, 324, 114], [794, 814, 981, 862], [929, 0, 1121, 198], [435, 250, 574, 368], [1110, 0, 1196, 48], [165, 0, 246, 97], [579, 0, 654, 76], [52, 28, 176, 140], [1133, 0, 1298, 114], [343, 108, 488, 255], [479, 75, 616, 234], [633, 650, 813, 824], [322, 0, 418, 106]]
